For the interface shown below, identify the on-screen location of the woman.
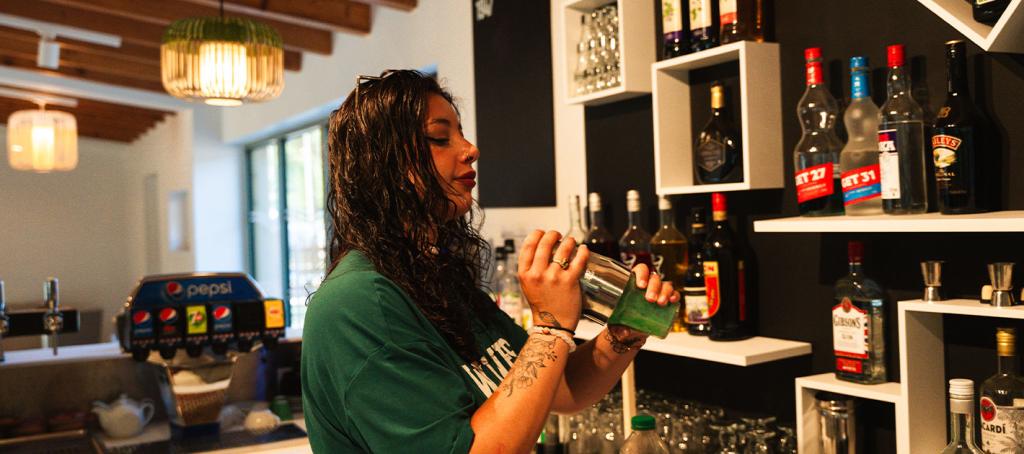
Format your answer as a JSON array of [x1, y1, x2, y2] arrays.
[[301, 70, 679, 453]]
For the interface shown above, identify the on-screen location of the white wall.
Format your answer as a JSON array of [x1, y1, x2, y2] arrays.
[[191, 107, 246, 272]]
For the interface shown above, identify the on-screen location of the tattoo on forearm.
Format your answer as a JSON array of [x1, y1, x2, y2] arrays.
[[497, 336, 559, 397], [537, 311, 562, 328], [604, 330, 645, 354]]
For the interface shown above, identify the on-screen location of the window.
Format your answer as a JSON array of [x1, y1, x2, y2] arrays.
[[247, 123, 328, 329]]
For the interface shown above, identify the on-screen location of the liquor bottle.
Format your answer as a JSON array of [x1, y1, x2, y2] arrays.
[[566, 195, 587, 243], [496, 243, 525, 327], [839, 56, 884, 215], [934, 40, 985, 214], [585, 192, 620, 260], [695, 82, 742, 184], [719, 0, 764, 44], [832, 241, 886, 384], [662, 0, 688, 60], [574, 15, 592, 96], [973, 0, 1010, 24], [619, 190, 653, 269], [879, 44, 928, 214], [490, 246, 507, 305], [794, 48, 844, 217], [704, 193, 751, 341], [684, 207, 710, 336], [979, 327, 1024, 452], [688, 0, 719, 52], [650, 195, 689, 296], [943, 379, 986, 454]]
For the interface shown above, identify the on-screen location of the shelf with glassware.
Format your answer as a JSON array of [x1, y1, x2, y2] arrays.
[[652, 40, 783, 196], [560, 0, 655, 106], [916, 0, 1023, 53]]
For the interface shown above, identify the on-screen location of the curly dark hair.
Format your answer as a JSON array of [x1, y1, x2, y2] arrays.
[[325, 70, 492, 363]]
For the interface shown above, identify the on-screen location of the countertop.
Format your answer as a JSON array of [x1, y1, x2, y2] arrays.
[[96, 417, 311, 453]]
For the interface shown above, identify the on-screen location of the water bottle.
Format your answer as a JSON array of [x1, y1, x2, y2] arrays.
[[619, 415, 670, 454]]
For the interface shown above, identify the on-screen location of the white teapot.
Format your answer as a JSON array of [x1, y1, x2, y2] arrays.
[[91, 394, 155, 439]]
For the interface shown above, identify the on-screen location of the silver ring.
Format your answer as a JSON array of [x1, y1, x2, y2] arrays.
[[552, 258, 570, 270]]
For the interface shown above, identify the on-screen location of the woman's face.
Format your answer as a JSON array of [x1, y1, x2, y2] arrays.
[[426, 94, 479, 219]]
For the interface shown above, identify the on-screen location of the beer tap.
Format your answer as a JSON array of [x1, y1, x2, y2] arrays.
[[0, 280, 9, 362], [42, 277, 63, 356]]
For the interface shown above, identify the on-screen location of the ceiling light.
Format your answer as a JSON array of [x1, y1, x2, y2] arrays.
[[7, 104, 78, 173], [37, 34, 60, 70], [160, 1, 284, 106]]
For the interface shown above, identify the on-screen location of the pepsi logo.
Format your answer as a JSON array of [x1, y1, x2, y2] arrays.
[[159, 308, 178, 323], [213, 306, 231, 320], [133, 311, 151, 325], [165, 281, 184, 300]]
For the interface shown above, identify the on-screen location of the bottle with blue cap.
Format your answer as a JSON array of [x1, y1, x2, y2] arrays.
[[839, 56, 884, 216], [620, 414, 670, 454]]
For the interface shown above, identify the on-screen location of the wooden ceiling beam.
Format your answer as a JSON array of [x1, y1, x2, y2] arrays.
[[0, 53, 166, 93], [40, 0, 336, 54], [0, 101, 162, 133], [0, 33, 162, 82], [181, 0, 373, 33], [0, 110, 141, 143]]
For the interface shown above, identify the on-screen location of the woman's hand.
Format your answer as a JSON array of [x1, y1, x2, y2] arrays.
[[607, 263, 681, 349], [518, 230, 589, 331]]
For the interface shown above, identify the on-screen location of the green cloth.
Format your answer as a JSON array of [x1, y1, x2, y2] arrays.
[[606, 273, 681, 339], [301, 251, 528, 454]]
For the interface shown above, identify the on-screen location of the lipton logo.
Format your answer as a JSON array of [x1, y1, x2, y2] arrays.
[[213, 306, 231, 320], [159, 308, 178, 323], [133, 311, 151, 325], [981, 396, 996, 422], [165, 281, 184, 300]]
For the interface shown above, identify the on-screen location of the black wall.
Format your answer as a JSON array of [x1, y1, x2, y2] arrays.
[[582, 1, 1024, 450]]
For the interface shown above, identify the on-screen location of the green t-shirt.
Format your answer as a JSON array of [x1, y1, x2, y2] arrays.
[[301, 251, 528, 453]]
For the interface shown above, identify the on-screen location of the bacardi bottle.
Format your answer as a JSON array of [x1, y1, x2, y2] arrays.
[[651, 195, 689, 298], [695, 82, 743, 184], [979, 327, 1024, 453], [585, 192, 620, 259], [942, 379, 985, 454], [662, 0, 688, 60], [684, 207, 710, 336], [794, 47, 844, 216], [839, 56, 883, 215], [619, 190, 653, 269], [832, 241, 886, 384], [704, 193, 751, 341], [879, 44, 928, 214], [688, 0, 719, 52], [933, 40, 985, 214]]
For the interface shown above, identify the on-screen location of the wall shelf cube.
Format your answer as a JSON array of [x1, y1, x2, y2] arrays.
[[917, 0, 1024, 53], [652, 41, 783, 196], [561, 0, 655, 106], [795, 373, 901, 453]]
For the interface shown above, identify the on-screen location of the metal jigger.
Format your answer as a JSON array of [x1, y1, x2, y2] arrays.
[[921, 261, 943, 302], [988, 262, 1016, 307]]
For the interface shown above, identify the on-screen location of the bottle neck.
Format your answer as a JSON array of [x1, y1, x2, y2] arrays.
[[589, 209, 605, 231], [627, 210, 641, 229], [998, 353, 1018, 375], [659, 209, 675, 229], [949, 398, 979, 446], [851, 70, 870, 100], [947, 55, 969, 97], [848, 261, 863, 275], [570, 203, 583, 230], [712, 209, 727, 224], [887, 65, 911, 97], [806, 61, 823, 87]]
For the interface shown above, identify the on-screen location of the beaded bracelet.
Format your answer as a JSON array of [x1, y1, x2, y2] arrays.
[[530, 326, 577, 353], [533, 324, 576, 336]]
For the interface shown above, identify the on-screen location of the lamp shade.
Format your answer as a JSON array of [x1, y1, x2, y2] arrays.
[[161, 17, 284, 106], [7, 109, 78, 173]]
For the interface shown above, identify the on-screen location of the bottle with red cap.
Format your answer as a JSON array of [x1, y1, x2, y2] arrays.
[[703, 193, 753, 341], [832, 240, 887, 384], [878, 44, 928, 215], [794, 47, 844, 217]]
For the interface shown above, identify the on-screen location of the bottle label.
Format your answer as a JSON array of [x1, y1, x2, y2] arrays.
[[878, 129, 902, 200], [841, 164, 882, 206], [932, 133, 962, 190], [795, 163, 835, 204], [683, 286, 709, 324], [720, 0, 737, 25], [621, 252, 637, 268], [851, 71, 870, 99], [980, 396, 1024, 452], [689, 0, 711, 31], [833, 297, 870, 374], [663, 0, 684, 34], [806, 62, 823, 86], [703, 261, 720, 317], [696, 138, 726, 172]]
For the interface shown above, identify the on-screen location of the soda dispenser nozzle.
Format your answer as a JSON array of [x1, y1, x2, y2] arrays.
[[42, 277, 63, 356], [0, 280, 8, 362]]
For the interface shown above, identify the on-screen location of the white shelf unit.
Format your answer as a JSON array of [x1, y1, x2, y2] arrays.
[[574, 319, 811, 366], [652, 41, 783, 196], [753, 210, 1024, 233], [560, 0, 655, 106], [917, 0, 1024, 53], [794, 373, 901, 454]]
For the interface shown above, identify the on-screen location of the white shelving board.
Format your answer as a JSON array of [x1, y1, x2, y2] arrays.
[[561, 0, 655, 106], [652, 41, 783, 196], [574, 320, 811, 366], [794, 373, 901, 454], [753, 210, 1024, 233], [917, 0, 1024, 53]]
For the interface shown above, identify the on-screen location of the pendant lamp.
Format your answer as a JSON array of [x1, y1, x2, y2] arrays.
[[160, 0, 284, 106], [7, 104, 78, 173]]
